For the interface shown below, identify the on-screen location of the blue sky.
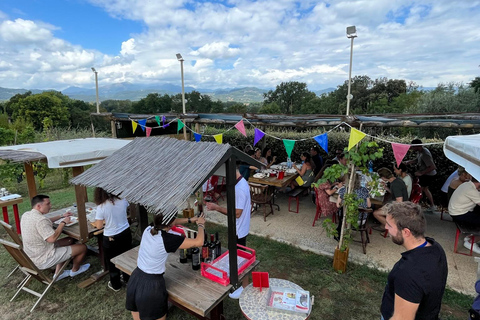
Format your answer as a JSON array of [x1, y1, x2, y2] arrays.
[[0, 0, 478, 91]]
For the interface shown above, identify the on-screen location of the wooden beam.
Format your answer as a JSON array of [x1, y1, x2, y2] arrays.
[[111, 120, 117, 138], [72, 167, 88, 203], [74, 183, 88, 243], [23, 162, 37, 199]]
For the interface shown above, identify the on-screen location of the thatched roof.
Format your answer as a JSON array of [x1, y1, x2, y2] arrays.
[[0, 150, 45, 163], [70, 137, 261, 223]]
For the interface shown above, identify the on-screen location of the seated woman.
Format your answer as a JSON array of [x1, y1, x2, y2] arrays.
[[335, 173, 371, 238], [314, 178, 343, 219], [448, 166, 471, 200], [289, 153, 315, 190], [260, 147, 277, 169]]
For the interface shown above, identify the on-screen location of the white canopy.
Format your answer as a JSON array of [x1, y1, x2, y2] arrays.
[[0, 138, 131, 168], [443, 133, 480, 181]]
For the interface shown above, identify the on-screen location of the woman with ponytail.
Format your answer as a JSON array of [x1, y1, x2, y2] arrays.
[[126, 212, 205, 320]]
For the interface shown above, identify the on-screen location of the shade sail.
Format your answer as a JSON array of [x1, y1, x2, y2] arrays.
[[0, 138, 131, 168], [443, 133, 480, 181]]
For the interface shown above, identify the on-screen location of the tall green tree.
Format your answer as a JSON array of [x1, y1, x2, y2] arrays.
[[263, 81, 316, 114], [470, 77, 480, 93]]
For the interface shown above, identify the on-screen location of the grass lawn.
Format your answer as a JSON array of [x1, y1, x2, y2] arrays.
[[0, 186, 472, 320]]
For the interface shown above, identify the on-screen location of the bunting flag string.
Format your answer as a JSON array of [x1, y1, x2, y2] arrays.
[[155, 116, 161, 127], [348, 128, 367, 151], [283, 139, 295, 158], [391, 143, 411, 167], [234, 120, 247, 137], [138, 119, 146, 132], [213, 134, 223, 144], [254, 128, 265, 146], [177, 119, 184, 132], [314, 133, 328, 153], [146, 127, 152, 137], [194, 132, 202, 142], [131, 120, 138, 133]]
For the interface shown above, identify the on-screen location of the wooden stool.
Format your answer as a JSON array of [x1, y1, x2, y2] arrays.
[[288, 188, 308, 213]]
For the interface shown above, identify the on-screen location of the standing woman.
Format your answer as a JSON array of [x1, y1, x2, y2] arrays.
[[94, 187, 132, 292], [126, 213, 205, 320]]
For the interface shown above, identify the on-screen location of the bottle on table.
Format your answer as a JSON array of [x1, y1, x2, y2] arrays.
[[179, 248, 187, 264], [214, 232, 221, 257], [287, 157, 292, 169], [186, 231, 193, 260], [191, 233, 200, 270], [208, 234, 217, 261], [201, 229, 209, 262]]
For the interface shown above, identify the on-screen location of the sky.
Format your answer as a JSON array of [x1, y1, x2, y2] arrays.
[[0, 0, 479, 91]]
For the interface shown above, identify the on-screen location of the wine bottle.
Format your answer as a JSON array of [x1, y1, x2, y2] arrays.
[[179, 248, 187, 263], [191, 233, 200, 270], [214, 232, 221, 257], [186, 231, 192, 260], [201, 229, 209, 262], [208, 234, 216, 261]]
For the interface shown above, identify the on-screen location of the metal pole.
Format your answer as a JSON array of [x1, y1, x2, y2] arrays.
[[94, 71, 100, 113], [346, 36, 354, 116], [180, 60, 187, 140]]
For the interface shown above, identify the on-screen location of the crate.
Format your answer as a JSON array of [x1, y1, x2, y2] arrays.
[[201, 245, 256, 286]]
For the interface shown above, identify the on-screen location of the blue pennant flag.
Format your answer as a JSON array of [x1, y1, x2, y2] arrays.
[[314, 133, 328, 153], [194, 133, 202, 142], [138, 119, 147, 132]]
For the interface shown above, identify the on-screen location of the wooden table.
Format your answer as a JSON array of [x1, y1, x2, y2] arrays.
[[239, 278, 311, 320], [249, 173, 298, 188], [329, 193, 384, 206], [0, 197, 23, 234], [112, 246, 260, 320]]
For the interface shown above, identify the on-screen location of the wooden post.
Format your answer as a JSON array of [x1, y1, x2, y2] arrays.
[[111, 120, 117, 138], [24, 162, 37, 199], [226, 155, 239, 287], [72, 166, 88, 242], [261, 125, 267, 152], [138, 205, 149, 234], [72, 167, 88, 203]]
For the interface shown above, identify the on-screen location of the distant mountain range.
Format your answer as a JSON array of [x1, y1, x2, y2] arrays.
[[0, 83, 436, 103]]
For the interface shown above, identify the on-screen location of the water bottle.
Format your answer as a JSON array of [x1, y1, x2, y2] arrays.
[[287, 157, 292, 169], [360, 175, 366, 188], [368, 160, 373, 173]]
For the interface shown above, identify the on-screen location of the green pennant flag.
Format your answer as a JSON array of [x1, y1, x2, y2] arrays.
[[177, 119, 184, 132], [155, 116, 161, 126], [283, 139, 295, 158]]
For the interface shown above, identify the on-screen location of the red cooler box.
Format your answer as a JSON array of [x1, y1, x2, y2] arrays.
[[201, 245, 256, 286]]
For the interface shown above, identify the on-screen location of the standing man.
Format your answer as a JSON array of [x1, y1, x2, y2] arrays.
[[404, 139, 437, 211], [20, 195, 90, 280], [373, 168, 409, 230], [381, 202, 447, 320], [310, 146, 324, 177], [206, 169, 251, 299]]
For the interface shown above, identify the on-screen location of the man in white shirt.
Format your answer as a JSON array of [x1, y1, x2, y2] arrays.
[[448, 176, 480, 253], [206, 169, 251, 299], [20, 195, 90, 281]]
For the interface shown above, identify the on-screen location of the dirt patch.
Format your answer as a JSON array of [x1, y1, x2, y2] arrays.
[[441, 304, 468, 319], [319, 287, 331, 299], [361, 279, 375, 293]]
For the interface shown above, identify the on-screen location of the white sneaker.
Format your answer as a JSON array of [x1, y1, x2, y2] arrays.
[[229, 286, 244, 299], [465, 235, 473, 242], [54, 270, 70, 282], [70, 263, 90, 277], [464, 240, 473, 251], [473, 243, 480, 255]]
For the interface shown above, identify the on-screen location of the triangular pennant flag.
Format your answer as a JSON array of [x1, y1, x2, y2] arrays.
[[235, 120, 247, 137], [391, 143, 411, 167], [146, 127, 152, 137], [177, 119, 184, 132], [162, 116, 166, 126], [348, 128, 367, 150], [254, 128, 265, 146], [138, 119, 146, 132], [283, 139, 295, 158], [213, 134, 223, 144], [314, 133, 328, 153], [131, 120, 138, 133], [155, 116, 161, 126], [194, 132, 202, 142]]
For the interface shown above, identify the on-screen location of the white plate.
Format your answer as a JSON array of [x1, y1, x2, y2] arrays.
[[270, 165, 280, 170], [253, 173, 265, 178], [54, 216, 78, 227], [285, 169, 296, 174]]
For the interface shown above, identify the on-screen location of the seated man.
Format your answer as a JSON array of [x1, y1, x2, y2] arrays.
[[448, 176, 480, 253], [373, 168, 409, 230], [393, 163, 412, 199], [20, 195, 90, 281]]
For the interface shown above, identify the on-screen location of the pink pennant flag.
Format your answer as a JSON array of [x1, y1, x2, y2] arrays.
[[235, 120, 247, 137], [391, 143, 411, 167], [146, 127, 152, 137]]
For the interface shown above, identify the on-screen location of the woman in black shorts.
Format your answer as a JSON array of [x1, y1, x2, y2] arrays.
[[126, 213, 205, 320]]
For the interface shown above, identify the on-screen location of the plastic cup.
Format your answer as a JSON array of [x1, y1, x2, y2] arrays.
[[278, 171, 285, 179]]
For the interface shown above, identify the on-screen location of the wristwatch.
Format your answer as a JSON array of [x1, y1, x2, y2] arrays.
[[188, 218, 191, 224], [61, 221, 67, 225]]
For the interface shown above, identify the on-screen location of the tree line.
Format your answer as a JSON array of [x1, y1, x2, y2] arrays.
[[1, 76, 479, 134]]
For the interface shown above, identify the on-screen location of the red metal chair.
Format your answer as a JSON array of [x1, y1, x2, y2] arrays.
[[410, 183, 422, 204], [312, 187, 336, 226], [204, 175, 225, 203]]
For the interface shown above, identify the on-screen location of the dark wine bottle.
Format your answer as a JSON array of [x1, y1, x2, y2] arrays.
[[214, 232, 221, 257], [191, 233, 200, 270], [179, 248, 187, 263], [208, 234, 216, 261], [201, 229, 209, 262], [186, 231, 192, 260]]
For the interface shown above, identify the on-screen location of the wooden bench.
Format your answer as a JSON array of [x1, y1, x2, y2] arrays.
[[288, 187, 309, 213], [454, 222, 480, 256], [112, 246, 259, 320]]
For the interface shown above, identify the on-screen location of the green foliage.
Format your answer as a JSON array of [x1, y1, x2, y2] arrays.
[[101, 99, 133, 113], [470, 77, 480, 93], [263, 81, 316, 114], [0, 127, 15, 145], [258, 102, 281, 114]]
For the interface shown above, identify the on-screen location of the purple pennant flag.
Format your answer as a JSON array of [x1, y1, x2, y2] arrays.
[[162, 116, 166, 126], [194, 132, 202, 142], [138, 119, 147, 132], [254, 128, 265, 146], [314, 133, 328, 153]]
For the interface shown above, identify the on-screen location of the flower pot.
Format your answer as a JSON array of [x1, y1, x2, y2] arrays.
[[182, 208, 194, 218], [333, 247, 349, 273]]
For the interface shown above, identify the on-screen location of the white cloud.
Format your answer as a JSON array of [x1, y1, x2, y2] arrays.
[[0, 0, 479, 90]]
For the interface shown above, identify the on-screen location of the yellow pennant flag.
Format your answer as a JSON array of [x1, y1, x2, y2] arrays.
[[348, 128, 366, 150], [131, 120, 138, 133], [213, 134, 223, 144]]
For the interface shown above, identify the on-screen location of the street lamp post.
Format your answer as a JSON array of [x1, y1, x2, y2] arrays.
[[91, 67, 100, 113], [346, 26, 357, 116], [176, 53, 187, 140]]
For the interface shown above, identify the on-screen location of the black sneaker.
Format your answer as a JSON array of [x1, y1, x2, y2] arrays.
[[108, 281, 121, 292]]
